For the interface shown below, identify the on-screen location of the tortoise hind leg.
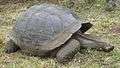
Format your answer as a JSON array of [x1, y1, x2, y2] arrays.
[[5, 39, 20, 54], [56, 39, 80, 63]]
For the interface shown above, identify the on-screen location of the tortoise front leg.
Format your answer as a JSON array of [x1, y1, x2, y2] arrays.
[[56, 39, 80, 63], [5, 39, 20, 54], [74, 32, 114, 52]]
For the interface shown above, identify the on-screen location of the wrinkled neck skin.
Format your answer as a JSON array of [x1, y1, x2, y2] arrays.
[[73, 30, 114, 52]]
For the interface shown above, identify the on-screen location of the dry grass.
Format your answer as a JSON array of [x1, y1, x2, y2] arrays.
[[0, 0, 120, 68]]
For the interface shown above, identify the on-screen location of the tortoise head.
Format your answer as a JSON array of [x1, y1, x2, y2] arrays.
[[101, 43, 114, 52]]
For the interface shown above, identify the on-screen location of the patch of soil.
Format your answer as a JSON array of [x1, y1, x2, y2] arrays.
[[111, 25, 120, 35]]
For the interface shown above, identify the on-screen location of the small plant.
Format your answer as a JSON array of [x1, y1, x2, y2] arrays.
[[105, 0, 117, 11], [84, 0, 96, 4]]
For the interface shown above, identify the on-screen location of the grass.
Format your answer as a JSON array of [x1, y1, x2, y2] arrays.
[[0, 0, 120, 68]]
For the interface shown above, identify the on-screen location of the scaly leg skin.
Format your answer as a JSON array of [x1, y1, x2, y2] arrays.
[[74, 31, 114, 52], [56, 39, 80, 63], [5, 39, 20, 54]]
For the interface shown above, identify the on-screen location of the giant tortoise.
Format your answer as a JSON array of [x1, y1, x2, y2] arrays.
[[5, 3, 114, 63]]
